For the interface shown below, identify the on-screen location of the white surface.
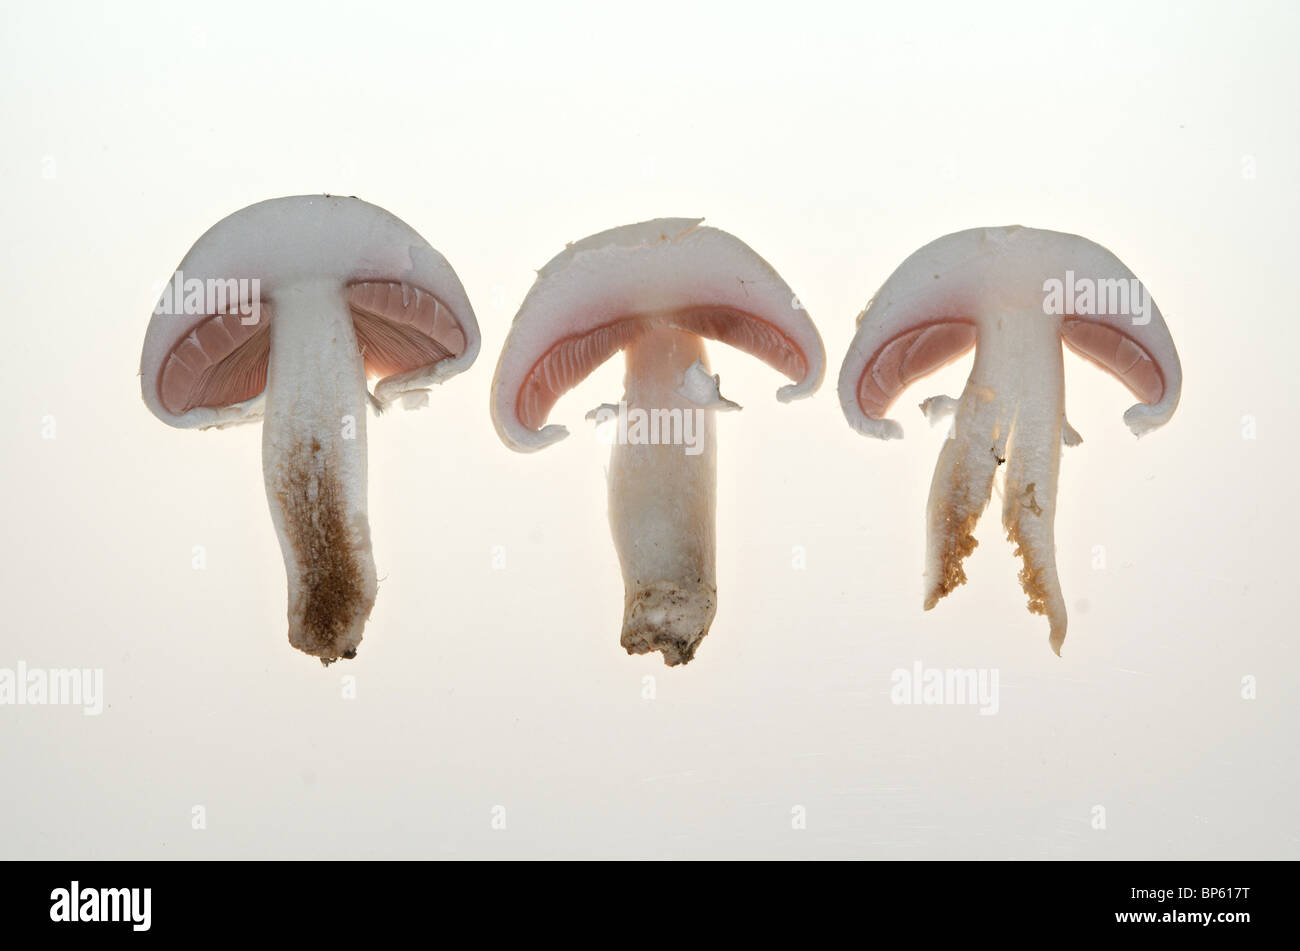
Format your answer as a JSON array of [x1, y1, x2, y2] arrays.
[[0, 0, 1295, 859]]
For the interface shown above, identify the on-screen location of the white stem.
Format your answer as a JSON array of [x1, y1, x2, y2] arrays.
[[925, 312, 1069, 652], [608, 326, 717, 666], [261, 280, 377, 662]]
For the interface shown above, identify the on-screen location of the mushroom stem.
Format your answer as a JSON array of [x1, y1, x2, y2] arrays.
[[925, 311, 1068, 651], [609, 324, 717, 666], [261, 279, 377, 662]]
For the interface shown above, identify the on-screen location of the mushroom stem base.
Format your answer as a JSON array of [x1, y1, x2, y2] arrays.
[[620, 580, 717, 667]]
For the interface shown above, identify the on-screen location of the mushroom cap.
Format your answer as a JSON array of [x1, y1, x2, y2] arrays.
[[141, 195, 480, 429], [838, 225, 1182, 439], [490, 218, 826, 451]]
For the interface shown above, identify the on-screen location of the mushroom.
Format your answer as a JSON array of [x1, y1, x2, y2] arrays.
[[141, 195, 479, 663], [490, 218, 825, 665], [837, 226, 1181, 654]]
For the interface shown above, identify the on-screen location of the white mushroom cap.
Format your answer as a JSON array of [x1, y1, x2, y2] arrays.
[[141, 195, 480, 429], [490, 218, 826, 451], [838, 225, 1182, 439]]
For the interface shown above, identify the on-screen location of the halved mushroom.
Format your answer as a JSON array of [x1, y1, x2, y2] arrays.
[[838, 226, 1181, 654], [141, 195, 479, 663], [491, 218, 825, 665]]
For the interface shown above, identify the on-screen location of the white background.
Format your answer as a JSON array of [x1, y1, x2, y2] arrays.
[[1, 0, 1295, 858]]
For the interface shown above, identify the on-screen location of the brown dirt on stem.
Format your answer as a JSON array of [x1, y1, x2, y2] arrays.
[[275, 442, 372, 661]]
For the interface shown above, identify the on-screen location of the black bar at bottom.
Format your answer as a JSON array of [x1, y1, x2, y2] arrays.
[[0, 859, 1283, 939]]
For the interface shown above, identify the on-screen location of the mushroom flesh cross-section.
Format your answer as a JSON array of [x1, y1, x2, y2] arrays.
[[838, 226, 1181, 654], [491, 218, 825, 665], [141, 195, 480, 663]]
